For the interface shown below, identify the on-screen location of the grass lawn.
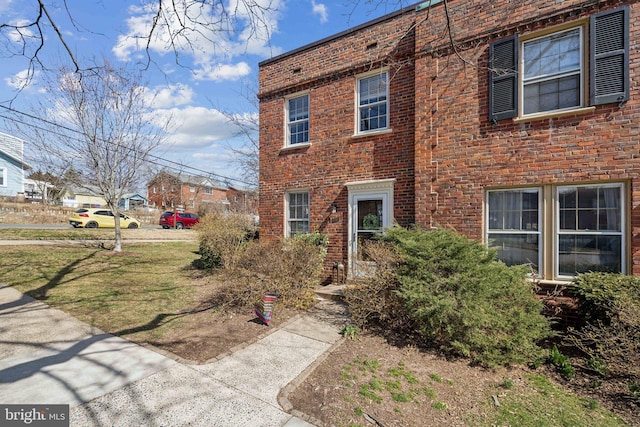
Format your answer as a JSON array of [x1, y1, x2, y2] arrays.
[[0, 242, 201, 343]]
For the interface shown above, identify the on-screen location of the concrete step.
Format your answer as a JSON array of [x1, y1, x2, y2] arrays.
[[314, 284, 346, 301]]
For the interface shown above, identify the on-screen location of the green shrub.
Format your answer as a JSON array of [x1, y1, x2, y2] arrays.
[[197, 212, 257, 269], [381, 226, 552, 367], [571, 272, 640, 325]]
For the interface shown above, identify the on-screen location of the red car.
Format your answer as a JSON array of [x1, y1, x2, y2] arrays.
[[159, 211, 200, 229]]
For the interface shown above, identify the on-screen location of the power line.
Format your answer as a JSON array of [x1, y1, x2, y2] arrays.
[[0, 104, 255, 187]]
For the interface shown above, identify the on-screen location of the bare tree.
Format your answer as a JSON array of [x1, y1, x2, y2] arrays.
[[9, 61, 170, 252], [220, 81, 259, 188], [0, 0, 280, 87]]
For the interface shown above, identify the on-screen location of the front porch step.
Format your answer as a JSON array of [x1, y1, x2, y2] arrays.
[[314, 284, 347, 301]]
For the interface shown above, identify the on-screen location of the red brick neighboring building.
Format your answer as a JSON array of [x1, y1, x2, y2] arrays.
[[147, 171, 256, 215], [259, 0, 638, 284]]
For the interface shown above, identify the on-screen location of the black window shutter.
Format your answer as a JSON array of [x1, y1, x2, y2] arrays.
[[489, 35, 518, 122], [590, 6, 629, 105]]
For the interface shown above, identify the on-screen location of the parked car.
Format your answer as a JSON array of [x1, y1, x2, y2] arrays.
[[69, 208, 141, 229], [159, 211, 199, 229]]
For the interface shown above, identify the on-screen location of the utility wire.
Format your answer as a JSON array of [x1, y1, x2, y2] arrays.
[[0, 104, 255, 187]]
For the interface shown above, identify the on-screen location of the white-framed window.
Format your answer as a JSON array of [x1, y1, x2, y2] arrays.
[[357, 71, 389, 134], [487, 188, 542, 274], [203, 187, 212, 195], [486, 183, 625, 279], [286, 93, 309, 145], [0, 167, 6, 186], [556, 184, 624, 278], [286, 191, 309, 237], [489, 6, 629, 122], [190, 186, 195, 193], [522, 27, 583, 115], [153, 186, 157, 194]]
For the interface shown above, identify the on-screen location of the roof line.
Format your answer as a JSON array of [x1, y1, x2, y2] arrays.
[[259, 2, 419, 67]]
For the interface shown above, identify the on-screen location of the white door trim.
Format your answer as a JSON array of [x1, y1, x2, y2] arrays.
[[346, 178, 395, 278]]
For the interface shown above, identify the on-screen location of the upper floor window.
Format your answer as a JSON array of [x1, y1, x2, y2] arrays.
[[489, 6, 629, 122], [522, 27, 582, 115], [190, 186, 195, 193], [286, 191, 309, 237], [0, 167, 6, 186], [357, 71, 388, 133], [286, 94, 309, 145], [203, 187, 212, 195], [153, 186, 157, 194]]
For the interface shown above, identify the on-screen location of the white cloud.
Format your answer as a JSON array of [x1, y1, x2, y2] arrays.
[[193, 62, 251, 82], [143, 83, 194, 108], [4, 69, 38, 90], [0, 0, 14, 15], [5, 19, 35, 43], [153, 106, 237, 149], [311, 1, 328, 24], [113, 0, 283, 81]]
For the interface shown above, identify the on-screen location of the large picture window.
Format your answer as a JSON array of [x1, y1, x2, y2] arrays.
[[486, 183, 625, 279], [357, 72, 388, 133], [286, 94, 309, 145], [286, 191, 309, 236]]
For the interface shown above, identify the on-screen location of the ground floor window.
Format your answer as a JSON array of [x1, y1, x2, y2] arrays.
[[486, 183, 625, 279], [286, 191, 309, 236]]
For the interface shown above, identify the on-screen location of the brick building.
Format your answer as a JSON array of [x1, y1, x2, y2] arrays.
[[258, 0, 637, 284], [147, 171, 229, 212]]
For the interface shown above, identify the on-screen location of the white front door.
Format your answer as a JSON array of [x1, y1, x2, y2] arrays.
[[347, 179, 395, 279]]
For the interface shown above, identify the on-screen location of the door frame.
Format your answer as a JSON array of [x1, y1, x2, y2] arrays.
[[346, 178, 395, 279]]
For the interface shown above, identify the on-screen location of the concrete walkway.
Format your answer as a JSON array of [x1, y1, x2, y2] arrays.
[[0, 285, 345, 426]]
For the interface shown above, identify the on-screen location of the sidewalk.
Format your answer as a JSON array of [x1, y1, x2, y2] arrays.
[[0, 285, 345, 426]]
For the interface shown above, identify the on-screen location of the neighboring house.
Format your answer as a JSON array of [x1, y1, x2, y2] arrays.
[[119, 193, 148, 211], [60, 186, 107, 208], [258, 0, 637, 283], [147, 171, 229, 212], [227, 186, 259, 216], [0, 132, 31, 198], [61, 185, 148, 210], [23, 178, 54, 203]]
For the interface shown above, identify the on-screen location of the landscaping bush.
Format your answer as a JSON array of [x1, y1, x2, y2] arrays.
[[215, 231, 329, 310], [566, 273, 640, 391], [570, 272, 640, 325], [197, 212, 257, 269], [343, 240, 413, 332], [378, 226, 552, 367]]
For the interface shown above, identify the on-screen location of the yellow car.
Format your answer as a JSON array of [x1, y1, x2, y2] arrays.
[[69, 208, 141, 229]]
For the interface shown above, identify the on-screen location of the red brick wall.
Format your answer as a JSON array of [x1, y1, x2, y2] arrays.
[[412, 0, 640, 277], [259, 10, 417, 278], [259, 0, 640, 280]]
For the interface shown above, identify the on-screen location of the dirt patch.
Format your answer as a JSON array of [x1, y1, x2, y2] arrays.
[[136, 274, 301, 364], [288, 334, 522, 427]]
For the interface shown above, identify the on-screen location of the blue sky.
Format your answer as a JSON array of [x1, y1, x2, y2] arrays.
[[0, 0, 410, 187]]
